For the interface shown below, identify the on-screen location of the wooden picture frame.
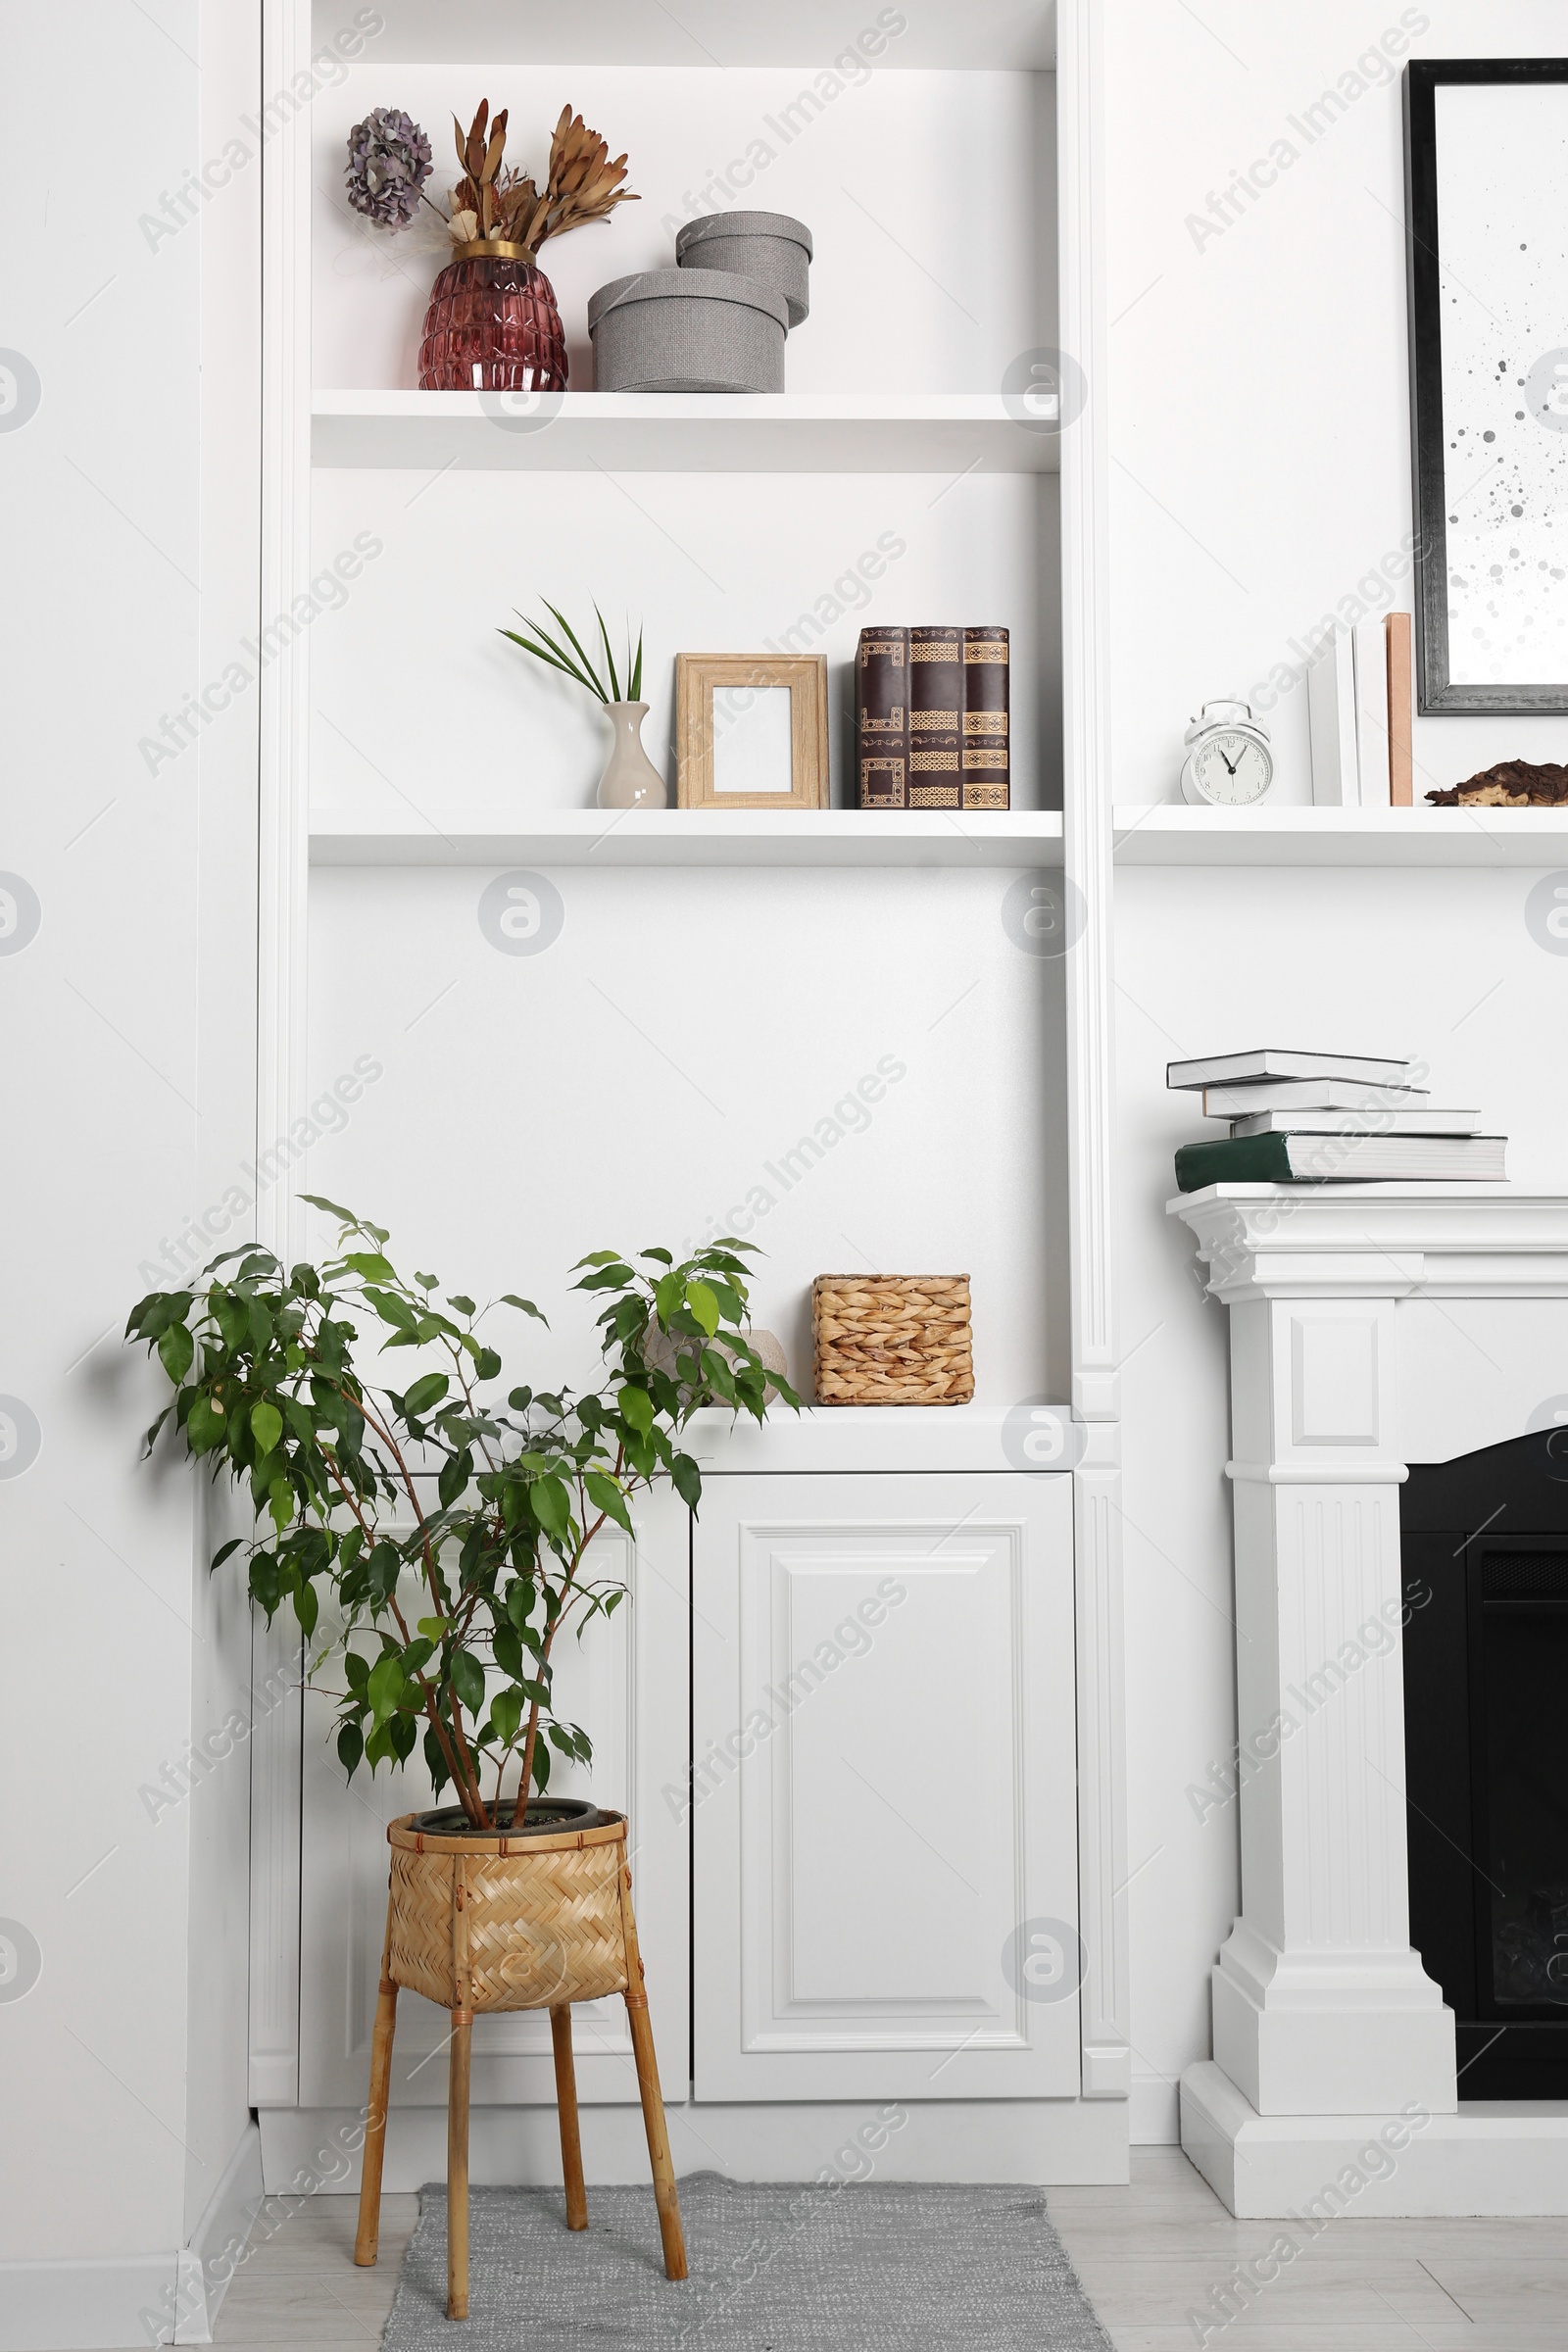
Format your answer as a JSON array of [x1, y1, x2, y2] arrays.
[[674, 654, 830, 809], [1405, 59, 1568, 713]]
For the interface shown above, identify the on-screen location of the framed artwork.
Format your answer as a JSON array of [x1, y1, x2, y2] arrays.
[[674, 655, 830, 809], [1405, 60, 1568, 712]]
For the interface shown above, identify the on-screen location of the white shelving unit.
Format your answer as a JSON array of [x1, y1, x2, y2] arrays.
[[313, 391, 1061, 475], [255, 0, 1128, 2185]]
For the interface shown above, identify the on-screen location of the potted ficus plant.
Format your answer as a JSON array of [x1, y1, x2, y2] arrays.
[[125, 1197, 793, 1830], [126, 1201, 797, 2315]]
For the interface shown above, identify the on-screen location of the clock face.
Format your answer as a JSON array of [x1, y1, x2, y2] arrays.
[[1190, 729, 1272, 805]]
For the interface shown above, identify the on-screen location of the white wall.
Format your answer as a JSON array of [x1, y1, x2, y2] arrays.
[[1101, 0, 1568, 2139], [0, 1, 258, 2334]]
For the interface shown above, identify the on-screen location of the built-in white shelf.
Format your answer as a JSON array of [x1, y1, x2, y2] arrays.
[[309, 808, 1065, 868], [311, 392, 1061, 476], [1112, 805, 1568, 868]]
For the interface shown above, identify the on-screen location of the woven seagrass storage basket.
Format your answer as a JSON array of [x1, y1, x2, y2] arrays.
[[385, 1809, 631, 2010], [811, 1274, 973, 1405]]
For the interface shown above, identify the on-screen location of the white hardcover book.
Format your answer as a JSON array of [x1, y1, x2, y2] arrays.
[[1306, 625, 1359, 807], [1229, 1107, 1483, 1138], [1353, 617, 1392, 808], [1168, 1048, 1414, 1090], [1202, 1079, 1432, 1115]]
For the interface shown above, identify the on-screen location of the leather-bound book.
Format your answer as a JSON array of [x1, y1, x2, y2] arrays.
[[907, 625, 962, 808], [962, 626, 1009, 809], [855, 626, 908, 808]]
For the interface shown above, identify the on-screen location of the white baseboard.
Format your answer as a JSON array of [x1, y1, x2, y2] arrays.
[[1131, 2071, 1180, 2145], [0, 2255, 178, 2352], [174, 2120, 265, 2344], [260, 2097, 1130, 2194]]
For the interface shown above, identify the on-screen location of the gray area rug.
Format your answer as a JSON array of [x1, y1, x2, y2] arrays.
[[382, 2175, 1112, 2349]]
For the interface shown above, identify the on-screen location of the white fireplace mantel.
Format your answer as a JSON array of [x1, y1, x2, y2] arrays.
[[1170, 1184, 1568, 2217]]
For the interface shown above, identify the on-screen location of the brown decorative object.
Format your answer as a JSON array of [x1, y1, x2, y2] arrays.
[[354, 1810, 685, 2319], [418, 101, 636, 393], [811, 1275, 974, 1405], [1425, 759, 1568, 807], [675, 654, 829, 808]]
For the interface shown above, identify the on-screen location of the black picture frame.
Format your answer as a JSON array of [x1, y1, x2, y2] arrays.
[[1404, 58, 1568, 714]]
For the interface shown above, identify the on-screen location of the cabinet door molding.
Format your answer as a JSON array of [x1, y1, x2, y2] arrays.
[[693, 1472, 1079, 2101]]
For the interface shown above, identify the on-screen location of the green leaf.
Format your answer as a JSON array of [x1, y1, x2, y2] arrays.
[[529, 1474, 571, 1542], [368, 1652, 404, 1722], [157, 1321, 194, 1385], [268, 1476, 295, 1531], [595, 603, 621, 703], [446, 1293, 476, 1316], [403, 1372, 450, 1420], [450, 1646, 486, 1718], [341, 1251, 396, 1281], [210, 1537, 244, 1571], [584, 1469, 634, 1537], [344, 1650, 370, 1692], [686, 1281, 720, 1337], [493, 1624, 523, 1680], [501, 1294, 547, 1322], [473, 1347, 502, 1383], [416, 1615, 449, 1642], [251, 1399, 283, 1456], [293, 1579, 318, 1638], [489, 1686, 523, 1746], [337, 1722, 365, 1776], [671, 1452, 702, 1511], [186, 1395, 226, 1454], [617, 1385, 654, 1435], [298, 1193, 361, 1226]]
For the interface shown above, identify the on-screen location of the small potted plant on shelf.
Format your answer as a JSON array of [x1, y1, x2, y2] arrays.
[[125, 1203, 795, 2316], [498, 598, 665, 808], [345, 99, 636, 392]]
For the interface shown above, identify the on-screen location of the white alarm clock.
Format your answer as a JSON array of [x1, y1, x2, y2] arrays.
[[1179, 699, 1274, 806]]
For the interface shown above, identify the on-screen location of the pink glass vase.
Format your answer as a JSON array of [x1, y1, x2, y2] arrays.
[[416, 248, 568, 393]]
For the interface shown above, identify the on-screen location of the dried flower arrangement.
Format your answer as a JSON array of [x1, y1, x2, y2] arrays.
[[446, 100, 636, 258], [346, 98, 636, 261]]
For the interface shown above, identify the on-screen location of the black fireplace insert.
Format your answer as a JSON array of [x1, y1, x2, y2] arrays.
[[1402, 1428, 1568, 2099]]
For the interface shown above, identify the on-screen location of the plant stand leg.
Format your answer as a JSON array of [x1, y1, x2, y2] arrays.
[[617, 1864, 687, 2281], [550, 2004, 588, 2230], [447, 2005, 471, 2320], [355, 1894, 399, 2268], [448, 1855, 473, 2321]]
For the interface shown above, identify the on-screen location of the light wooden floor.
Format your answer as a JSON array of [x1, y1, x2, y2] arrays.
[[1049, 2148, 1568, 2352], [200, 2154, 1568, 2351]]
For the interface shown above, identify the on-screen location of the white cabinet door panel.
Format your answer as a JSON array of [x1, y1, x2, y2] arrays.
[[693, 1472, 1078, 2101], [297, 1492, 689, 2109]]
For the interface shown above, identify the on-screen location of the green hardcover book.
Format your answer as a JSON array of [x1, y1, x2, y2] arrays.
[[1174, 1132, 1507, 1190]]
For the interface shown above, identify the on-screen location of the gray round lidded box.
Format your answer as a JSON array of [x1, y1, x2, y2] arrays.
[[676, 210, 813, 328], [588, 269, 789, 395]]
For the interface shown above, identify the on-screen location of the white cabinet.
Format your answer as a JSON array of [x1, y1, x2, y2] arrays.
[[691, 1471, 1079, 2102], [293, 1491, 690, 2112]]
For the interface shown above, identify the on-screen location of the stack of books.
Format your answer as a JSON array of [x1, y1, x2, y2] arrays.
[[1168, 1049, 1507, 1190]]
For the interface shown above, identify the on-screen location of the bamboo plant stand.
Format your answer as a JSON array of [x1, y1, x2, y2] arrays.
[[354, 1810, 686, 2320]]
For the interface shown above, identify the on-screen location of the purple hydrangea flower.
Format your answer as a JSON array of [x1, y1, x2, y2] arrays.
[[345, 108, 433, 231]]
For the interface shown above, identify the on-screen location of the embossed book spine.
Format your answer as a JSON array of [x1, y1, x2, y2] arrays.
[[962, 626, 1009, 809], [855, 626, 908, 808], [907, 626, 962, 808]]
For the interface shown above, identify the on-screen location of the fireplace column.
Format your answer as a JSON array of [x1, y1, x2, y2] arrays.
[[1177, 1191, 1456, 2118]]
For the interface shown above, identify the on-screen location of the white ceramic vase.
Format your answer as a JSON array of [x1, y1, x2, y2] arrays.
[[597, 700, 667, 809]]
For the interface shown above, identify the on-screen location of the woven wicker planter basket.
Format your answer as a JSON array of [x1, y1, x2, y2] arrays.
[[811, 1274, 974, 1405], [385, 1810, 630, 2012]]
